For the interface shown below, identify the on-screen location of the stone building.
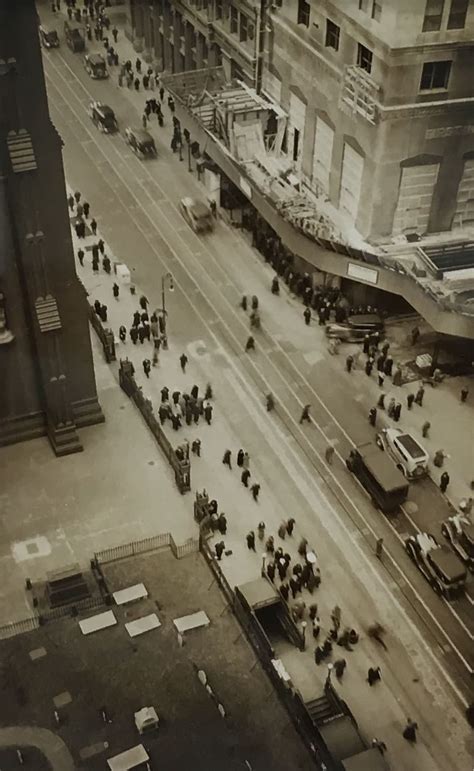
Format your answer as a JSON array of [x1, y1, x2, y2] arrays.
[[0, 0, 103, 454], [264, 0, 474, 242]]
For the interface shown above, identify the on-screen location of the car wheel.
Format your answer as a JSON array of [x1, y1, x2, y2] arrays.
[[405, 542, 415, 561], [441, 525, 448, 539], [376, 436, 383, 450], [431, 579, 442, 596]]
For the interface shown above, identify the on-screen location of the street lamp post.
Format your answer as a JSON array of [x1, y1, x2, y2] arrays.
[[160, 272, 174, 349]]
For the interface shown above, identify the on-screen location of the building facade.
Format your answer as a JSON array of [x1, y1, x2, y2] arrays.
[[126, 0, 263, 87], [264, 0, 474, 242], [0, 0, 103, 454]]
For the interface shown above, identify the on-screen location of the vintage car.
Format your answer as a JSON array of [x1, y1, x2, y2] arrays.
[[376, 428, 429, 480], [441, 515, 474, 571], [64, 21, 85, 52], [39, 26, 59, 48], [88, 101, 118, 133], [405, 532, 466, 599], [325, 313, 384, 343], [84, 53, 108, 79], [125, 127, 157, 158], [179, 197, 213, 233]]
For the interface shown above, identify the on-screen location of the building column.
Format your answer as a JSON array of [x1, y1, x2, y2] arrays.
[[162, 2, 173, 73], [196, 32, 204, 69], [132, 1, 145, 52], [184, 22, 194, 71], [428, 150, 465, 233], [142, 5, 153, 63]]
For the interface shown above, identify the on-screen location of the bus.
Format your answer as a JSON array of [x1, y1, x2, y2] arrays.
[[346, 441, 409, 513]]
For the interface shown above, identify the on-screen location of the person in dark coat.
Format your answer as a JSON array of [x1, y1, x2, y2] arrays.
[[138, 325, 146, 344], [299, 404, 311, 424], [132, 311, 140, 327], [130, 326, 138, 344], [271, 276, 280, 295], [97, 238, 105, 255], [83, 201, 90, 218], [377, 354, 385, 372], [440, 471, 450, 493], [383, 357, 393, 377], [286, 518, 295, 536], [222, 450, 232, 469], [246, 531, 256, 551], [190, 384, 199, 400], [414, 385, 425, 406], [278, 560, 287, 582], [204, 403, 213, 425], [237, 449, 244, 467], [267, 562, 276, 582], [102, 255, 111, 273], [407, 393, 415, 410], [289, 576, 300, 599], [365, 358, 374, 377], [245, 335, 255, 352], [346, 355, 354, 373], [77, 248, 85, 266], [160, 386, 169, 403], [367, 666, 382, 685], [280, 582, 289, 601], [179, 353, 188, 373], [402, 718, 418, 743], [368, 407, 377, 427], [251, 483, 260, 501], [241, 469, 251, 487], [303, 307, 311, 325], [215, 541, 225, 561], [334, 659, 347, 680], [142, 359, 151, 378], [119, 325, 127, 343], [217, 513, 227, 534], [393, 402, 402, 422]]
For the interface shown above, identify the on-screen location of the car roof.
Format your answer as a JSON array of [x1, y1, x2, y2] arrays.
[[182, 198, 210, 217], [129, 128, 154, 142], [95, 103, 114, 116], [357, 443, 408, 491], [347, 314, 383, 328], [429, 546, 466, 581], [87, 53, 105, 64], [387, 430, 427, 459]]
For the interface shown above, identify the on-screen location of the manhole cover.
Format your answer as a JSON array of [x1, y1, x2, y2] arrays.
[[404, 501, 418, 514]]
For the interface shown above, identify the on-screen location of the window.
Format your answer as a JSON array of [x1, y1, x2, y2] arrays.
[[420, 60, 451, 89], [371, 0, 382, 20], [240, 12, 248, 41], [230, 5, 238, 33], [215, 0, 222, 20], [357, 43, 373, 73], [422, 0, 444, 31], [447, 0, 469, 28], [358, 0, 369, 10], [297, 0, 310, 26], [325, 19, 340, 50]]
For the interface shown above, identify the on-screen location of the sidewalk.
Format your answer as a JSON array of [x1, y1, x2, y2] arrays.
[[69, 193, 471, 771]]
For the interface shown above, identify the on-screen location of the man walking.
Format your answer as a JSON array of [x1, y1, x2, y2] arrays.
[[112, 26, 118, 43], [367, 666, 382, 686], [440, 471, 450, 493], [113, 283, 119, 300], [142, 359, 151, 378], [222, 449, 232, 469], [83, 201, 90, 218], [204, 402, 213, 425], [246, 531, 256, 551], [407, 393, 415, 410], [77, 248, 84, 266], [402, 718, 418, 743], [461, 387, 469, 403], [299, 404, 311, 424], [251, 483, 260, 501], [245, 335, 255, 352], [303, 306, 311, 326], [346, 354, 354, 373], [130, 326, 138, 345], [241, 468, 251, 487], [90, 218, 97, 235], [179, 353, 188, 373], [393, 402, 402, 422], [414, 385, 424, 406]]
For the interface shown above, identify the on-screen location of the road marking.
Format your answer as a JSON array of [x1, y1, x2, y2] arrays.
[[43, 56, 473, 696]]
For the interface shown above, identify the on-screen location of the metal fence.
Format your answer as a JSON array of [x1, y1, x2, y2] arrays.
[[0, 616, 40, 640], [94, 533, 172, 564]]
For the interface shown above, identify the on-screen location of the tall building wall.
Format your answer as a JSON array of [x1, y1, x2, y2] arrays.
[[266, 0, 474, 241], [0, 0, 103, 454]]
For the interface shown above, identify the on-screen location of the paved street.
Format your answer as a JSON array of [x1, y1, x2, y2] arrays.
[[2, 2, 472, 768]]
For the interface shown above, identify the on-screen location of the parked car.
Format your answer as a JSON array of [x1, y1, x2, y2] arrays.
[[376, 428, 429, 480], [325, 313, 384, 343], [441, 515, 474, 571], [179, 197, 213, 233], [125, 127, 157, 158], [88, 101, 118, 133], [39, 26, 59, 48], [84, 53, 108, 79], [405, 532, 466, 598], [64, 21, 85, 52]]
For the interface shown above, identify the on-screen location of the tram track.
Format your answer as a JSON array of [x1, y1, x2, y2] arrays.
[[43, 51, 474, 694]]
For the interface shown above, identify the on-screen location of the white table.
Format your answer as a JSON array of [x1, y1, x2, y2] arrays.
[[173, 610, 210, 634], [79, 610, 117, 636], [113, 583, 148, 606], [107, 744, 149, 771], [125, 613, 161, 638]]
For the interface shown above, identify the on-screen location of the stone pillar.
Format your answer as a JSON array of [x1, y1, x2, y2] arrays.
[[184, 21, 194, 71]]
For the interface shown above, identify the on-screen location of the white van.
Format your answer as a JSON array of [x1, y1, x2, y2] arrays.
[[376, 428, 429, 480]]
